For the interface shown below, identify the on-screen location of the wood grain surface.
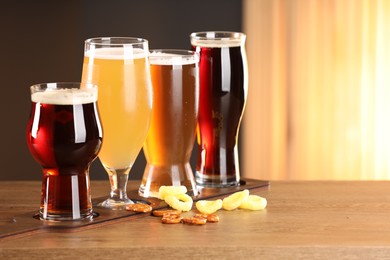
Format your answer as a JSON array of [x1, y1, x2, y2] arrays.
[[1, 180, 390, 259]]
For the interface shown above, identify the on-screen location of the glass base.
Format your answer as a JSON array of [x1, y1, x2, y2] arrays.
[[96, 198, 135, 210], [39, 208, 93, 221], [138, 184, 159, 198], [139, 163, 198, 198], [195, 172, 240, 188]]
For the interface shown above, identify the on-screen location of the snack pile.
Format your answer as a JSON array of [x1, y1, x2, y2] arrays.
[[140, 186, 268, 225], [125, 186, 267, 225]]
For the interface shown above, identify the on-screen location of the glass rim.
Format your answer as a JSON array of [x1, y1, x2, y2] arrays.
[[190, 31, 246, 47], [149, 49, 199, 65], [30, 82, 97, 93], [190, 31, 245, 41], [85, 37, 148, 47], [150, 49, 197, 56]]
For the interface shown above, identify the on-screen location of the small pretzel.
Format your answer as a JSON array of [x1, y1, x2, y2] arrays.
[[125, 203, 152, 213], [161, 214, 183, 224], [194, 213, 219, 223], [206, 214, 220, 223], [152, 209, 182, 217], [193, 213, 208, 219], [181, 216, 207, 225]]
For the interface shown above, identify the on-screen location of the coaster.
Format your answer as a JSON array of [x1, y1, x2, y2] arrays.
[[0, 178, 269, 240]]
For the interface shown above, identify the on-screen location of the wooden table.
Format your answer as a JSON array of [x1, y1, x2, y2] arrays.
[[1, 180, 390, 259]]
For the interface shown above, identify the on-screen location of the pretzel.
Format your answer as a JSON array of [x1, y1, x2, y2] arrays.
[[125, 203, 152, 213], [161, 214, 183, 224], [152, 209, 182, 217], [181, 216, 207, 225], [194, 213, 220, 223]]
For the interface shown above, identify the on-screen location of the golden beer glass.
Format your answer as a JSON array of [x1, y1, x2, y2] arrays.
[[82, 37, 153, 208], [139, 50, 199, 198]]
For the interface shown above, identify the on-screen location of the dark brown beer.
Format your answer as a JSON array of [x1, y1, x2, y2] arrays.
[[191, 32, 248, 187], [26, 85, 102, 220]]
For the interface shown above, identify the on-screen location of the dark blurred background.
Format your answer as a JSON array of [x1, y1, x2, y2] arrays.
[[0, 0, 242, 180]]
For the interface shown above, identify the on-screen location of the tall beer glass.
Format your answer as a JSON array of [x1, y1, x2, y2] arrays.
[[190, 31, 248, 187], [26, 82, 102, 221], [82, 37, 153, 208], [139, 50, 199, 198]]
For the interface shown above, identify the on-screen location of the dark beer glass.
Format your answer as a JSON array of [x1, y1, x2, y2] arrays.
[[26, 83, 102, 220], [190, 31, 248, 187]]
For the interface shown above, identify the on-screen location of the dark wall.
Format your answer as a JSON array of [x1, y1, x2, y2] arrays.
[[0, 0, 242, 180]]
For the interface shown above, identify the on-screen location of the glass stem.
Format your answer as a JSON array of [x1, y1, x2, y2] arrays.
[[107, 167, 131, 201]]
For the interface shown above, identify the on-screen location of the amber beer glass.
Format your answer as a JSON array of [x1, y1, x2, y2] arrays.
[[139, 50, 199, 198], [190, 31, 248, 187], [82, 37, 153, 208], [26, 83, 102, 220]]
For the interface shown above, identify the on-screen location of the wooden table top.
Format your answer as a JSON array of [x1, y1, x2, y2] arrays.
[[1, 180, 390, 259]]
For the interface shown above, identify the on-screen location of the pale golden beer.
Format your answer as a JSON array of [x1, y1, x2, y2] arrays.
[[139, 50, 199, 198], [82, 37, 152, 208]]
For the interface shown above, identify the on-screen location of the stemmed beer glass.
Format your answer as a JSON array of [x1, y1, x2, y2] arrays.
[[81, 37, 153, 209]]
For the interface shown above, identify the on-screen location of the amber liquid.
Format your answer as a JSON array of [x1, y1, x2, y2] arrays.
[[193, 45, 248, 187], [140, 60, 199, 197], [26, 101, 102, 220]]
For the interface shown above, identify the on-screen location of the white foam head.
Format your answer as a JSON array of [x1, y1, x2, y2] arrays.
[[31, 88, 97, 105], [85, 47, 147, 60], [190, 32, 245, 48], [149, 51, 199, 65]]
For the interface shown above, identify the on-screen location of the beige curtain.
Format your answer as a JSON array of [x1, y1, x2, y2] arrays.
[[242, 0, 390, 180]]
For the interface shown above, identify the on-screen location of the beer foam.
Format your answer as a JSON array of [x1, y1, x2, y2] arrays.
[[32, 89, 97, 105], [85, 47, 147, 60], [191, 38, 243, 48], [149, 52, 199, 65]]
